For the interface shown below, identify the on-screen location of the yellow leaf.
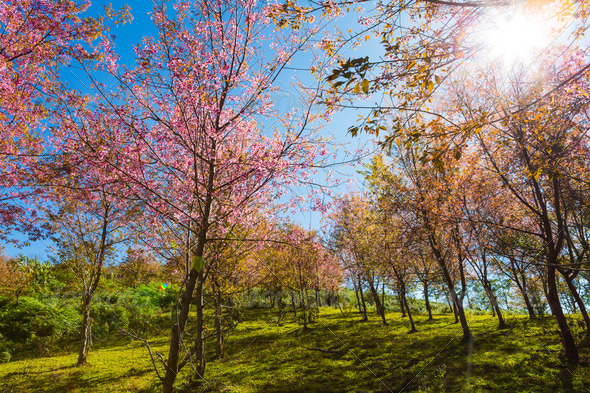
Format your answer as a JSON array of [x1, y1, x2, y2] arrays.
[[362, 79, 369, 94]]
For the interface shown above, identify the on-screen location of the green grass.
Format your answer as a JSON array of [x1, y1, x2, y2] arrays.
[[1, 308, 589, 392]]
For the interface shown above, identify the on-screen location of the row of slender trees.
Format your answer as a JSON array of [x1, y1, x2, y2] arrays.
[[315, 0, 590, 367], [328, 62, 590, 363]]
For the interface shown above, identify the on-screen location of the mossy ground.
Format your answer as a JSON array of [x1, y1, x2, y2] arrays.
[[1, 307, 589, 392]]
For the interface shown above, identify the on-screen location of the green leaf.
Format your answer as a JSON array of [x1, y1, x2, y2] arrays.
[[193, 255, 205, 271]]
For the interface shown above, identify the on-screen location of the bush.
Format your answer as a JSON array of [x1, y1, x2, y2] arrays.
[[0, 296, 79, 356], [0, 350, 11, 363], [91, 284, 171, 337], [0, 332, 12, 362], [0, 284, 174, 357]]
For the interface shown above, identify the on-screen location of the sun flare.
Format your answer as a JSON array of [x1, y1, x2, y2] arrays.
[[480, 2, 572, 68], [486, 14, 548, 65]]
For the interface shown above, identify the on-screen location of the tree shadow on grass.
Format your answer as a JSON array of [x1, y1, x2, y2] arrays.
[[386, 323, 590, 393], [2, 361, 155, 393]]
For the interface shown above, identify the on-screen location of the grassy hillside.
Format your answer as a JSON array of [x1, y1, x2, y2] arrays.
[[1, 308, 589, 392]]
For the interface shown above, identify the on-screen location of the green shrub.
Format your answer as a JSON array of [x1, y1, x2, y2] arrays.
[[0, 296, 79, 356], [0, 350, 11, 363], [90, 284, 170, 337]]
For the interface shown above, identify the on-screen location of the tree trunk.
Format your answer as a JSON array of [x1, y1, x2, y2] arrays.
[[77, 292, 93, 366], [514, 270, 536, 319], [402, 284, 416, 333], [162, 267, 205, 393], [399, 290, 406, 317], [368, 280, 387, 326], [228, 295, 239, 321], [77, 208, 109, 368], [453, 293, 471, 342], [315, 288, 321, 310], [358, 278, 368, 322], [484, 282, 506, 329], [531, 173, 577, 363], [215, 290, 224, 360], [291, 292, 298, 318], [570, 293, 577, 314], [300, 290, 308, 328], [195, 274, 206, 377], [492, 295, 506, 329], [547, 266, 579, 364], [445, 294, 453, 314], [270, 292, 276, 309], [561, 272, 590, 332], [423, 281, 433, 320], [492, 300, 506, 329], [522, 289, 536, 319], [354, 287, 362, 313], [381, 280, 386, 313], [307, 290, 313, 323], [440, 262, 470, 341]]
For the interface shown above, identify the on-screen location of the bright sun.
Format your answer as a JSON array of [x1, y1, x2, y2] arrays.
[[487, 14, 548, 64], [484, 12, 551, 66], [480, 2, 571, 68]]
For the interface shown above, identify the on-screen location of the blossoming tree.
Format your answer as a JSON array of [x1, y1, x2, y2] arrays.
[[54, 0, 331, 390]]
